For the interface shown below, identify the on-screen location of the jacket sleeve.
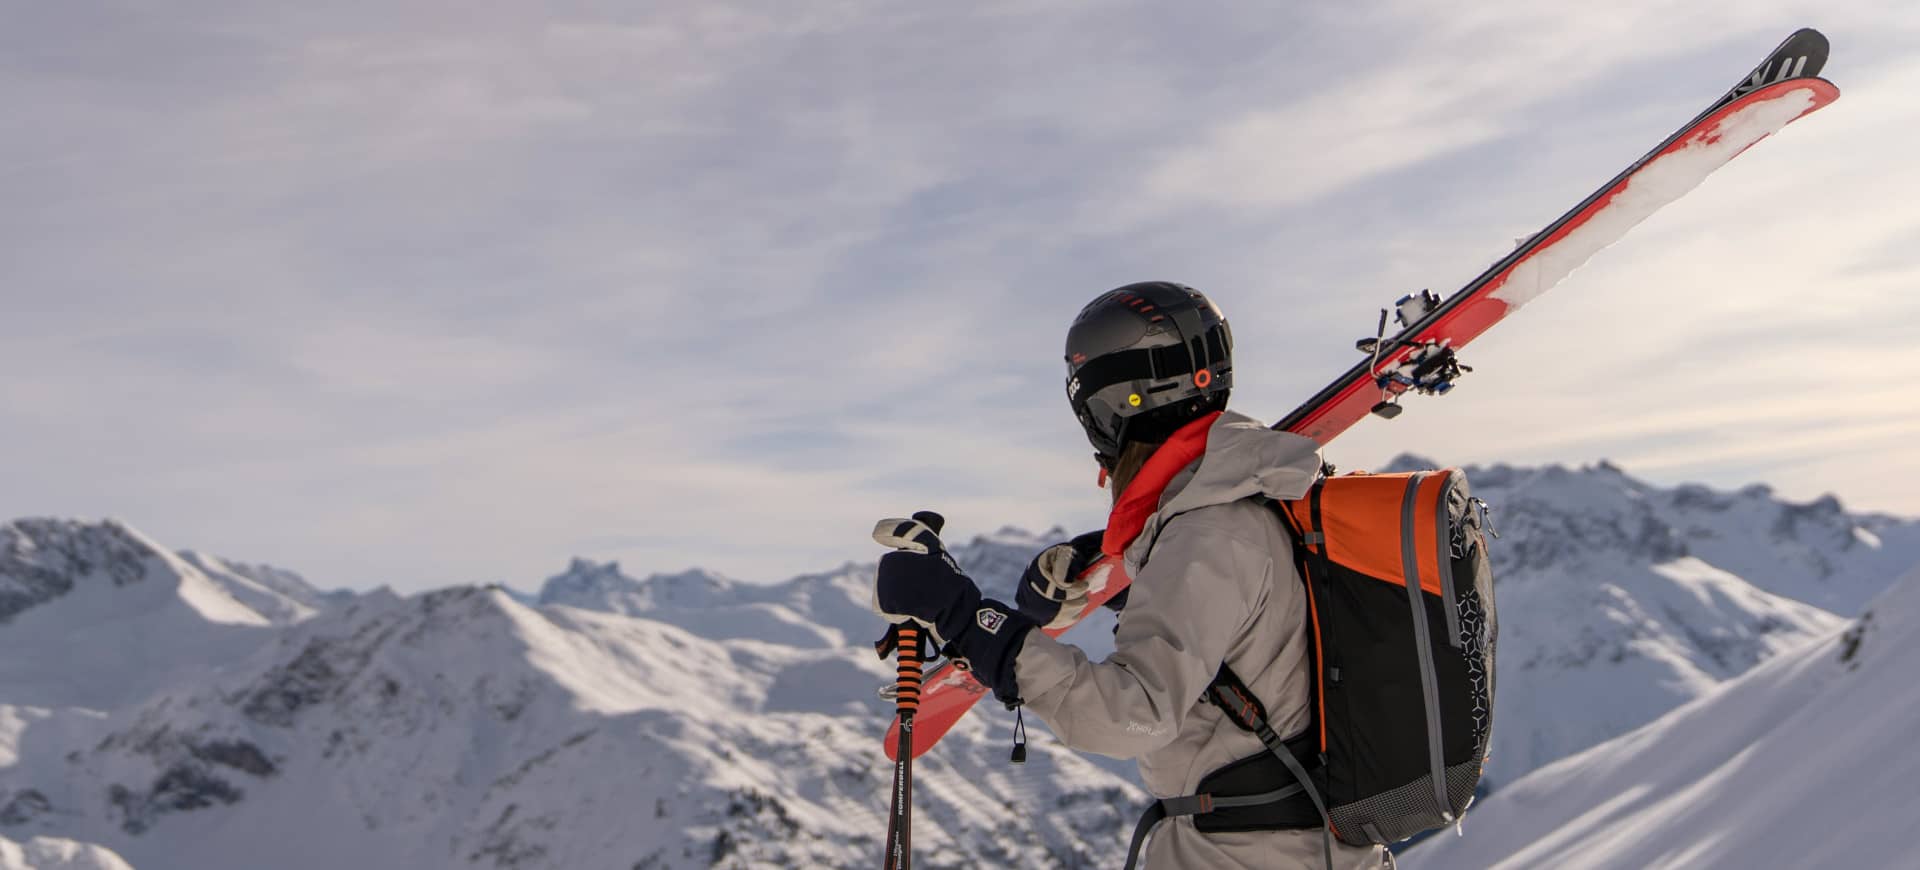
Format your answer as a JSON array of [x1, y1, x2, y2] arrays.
[[1012, 512, 1271, 758]]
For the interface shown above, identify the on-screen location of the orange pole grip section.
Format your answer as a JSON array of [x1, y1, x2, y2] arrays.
[[894, 626, 923, 712]]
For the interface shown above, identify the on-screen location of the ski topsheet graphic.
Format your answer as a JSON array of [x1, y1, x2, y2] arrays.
[[886, 29, 1838, 761]]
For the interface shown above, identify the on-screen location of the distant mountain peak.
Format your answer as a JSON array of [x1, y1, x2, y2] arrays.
[[0, 517, 297, 630], [1, 517, 159, 621], [0, 518, 288, 709], [1381, 453, 1443, 473], [541, 556, 631, 593], [648, 566, 734, 587], [535, 558, 739, 618]]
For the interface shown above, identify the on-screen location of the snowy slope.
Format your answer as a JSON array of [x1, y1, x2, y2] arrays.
[[0, 520, 281, 710], [174, 552, 321, 626], [175, 552, 354, 625], [0, 586, 1143, 869], [534, 525, 1121, 663], [0, 833, 131, 870], [1405, 563, 1920, 870], [1380, 457, 1918, 789]]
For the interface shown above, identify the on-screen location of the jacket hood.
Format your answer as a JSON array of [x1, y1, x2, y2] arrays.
[[1125, 410, 1323, 565]]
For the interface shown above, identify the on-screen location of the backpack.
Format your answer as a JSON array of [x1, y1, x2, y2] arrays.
[[1123, 468, 1498, 870]]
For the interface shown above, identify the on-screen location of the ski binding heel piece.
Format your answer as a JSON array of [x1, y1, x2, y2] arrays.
[[1393, 289, 1443, 328]]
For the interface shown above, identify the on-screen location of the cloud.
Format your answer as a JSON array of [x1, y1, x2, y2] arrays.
[[1138, 84, 1504, 211], [2, 1, 1915, 590], [1109, 0, 1810, 220]]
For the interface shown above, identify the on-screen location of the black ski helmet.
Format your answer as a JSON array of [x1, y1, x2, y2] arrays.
[[1065, 281, 1232, 461]]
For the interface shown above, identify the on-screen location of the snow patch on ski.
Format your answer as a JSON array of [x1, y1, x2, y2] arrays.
[[1492, 87, 1822, 310]]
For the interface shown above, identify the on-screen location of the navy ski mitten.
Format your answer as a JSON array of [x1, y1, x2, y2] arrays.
[[872, 514, 1036, 705], [1014, 529, 1119, 629]]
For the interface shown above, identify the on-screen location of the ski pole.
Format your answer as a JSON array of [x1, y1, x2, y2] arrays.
[[879, 622, 923, 870], [876, 510, 942, 870]]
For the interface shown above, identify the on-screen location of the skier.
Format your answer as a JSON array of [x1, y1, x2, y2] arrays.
[[872, 281, 1390, 869]]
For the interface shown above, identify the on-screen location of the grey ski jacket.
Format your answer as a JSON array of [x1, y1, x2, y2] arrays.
[[1016, 411, 1389, 869]]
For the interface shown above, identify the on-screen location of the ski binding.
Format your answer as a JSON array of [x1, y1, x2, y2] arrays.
[[1357, 290, 1471, 418]]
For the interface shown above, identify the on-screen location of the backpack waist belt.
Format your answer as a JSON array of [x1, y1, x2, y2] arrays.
[[1121, 728, 1324, 870], [1122, 663, 1340, 870]]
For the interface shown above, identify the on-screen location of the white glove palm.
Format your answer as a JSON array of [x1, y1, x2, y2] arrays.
[[1018, 533, 1110, 630]]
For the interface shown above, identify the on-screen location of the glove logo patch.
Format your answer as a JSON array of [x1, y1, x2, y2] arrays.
[[976, 608, 1008, 635]]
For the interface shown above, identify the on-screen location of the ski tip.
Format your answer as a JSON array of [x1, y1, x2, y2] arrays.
[[1787, 26, 1828, 46], [1773, 28, 1831, 80], [1791, 27, 1829, 61]]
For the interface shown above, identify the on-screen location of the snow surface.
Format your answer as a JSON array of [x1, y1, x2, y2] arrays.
[[1405, 562, 1920, 870], [1492, 87, 1821, 310], [175, 552, 343, 626], [0, 834, 131, 870], [0, 520, 281, 710]]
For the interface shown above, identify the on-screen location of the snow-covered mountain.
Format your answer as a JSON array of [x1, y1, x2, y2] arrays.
[[529, 525, 1123, 664], [0, 584, 1140, 869], [0, 519, 290, 711], [1384, 457, 1920, 789], [1441, 458, 1920, 615], [1405, 561, 1920, 869], [1, 459, 1916, 869], [518, 466, 1910, 796]]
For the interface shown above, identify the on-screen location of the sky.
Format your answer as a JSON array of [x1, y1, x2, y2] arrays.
[[4, 1, 1917, 592]]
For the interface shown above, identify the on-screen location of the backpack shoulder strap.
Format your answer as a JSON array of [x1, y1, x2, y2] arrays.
[[1203, 663, 1336, 870], [1204, 662, 1273, 735], [1258, 483, 1331, 747]]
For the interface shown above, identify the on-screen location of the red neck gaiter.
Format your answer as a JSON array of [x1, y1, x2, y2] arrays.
[[1100, 411, 1221, 557]]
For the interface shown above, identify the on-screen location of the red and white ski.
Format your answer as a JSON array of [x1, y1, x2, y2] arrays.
[[886, 29, 1839, 761]]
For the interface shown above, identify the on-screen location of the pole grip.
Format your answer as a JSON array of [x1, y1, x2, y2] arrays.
[[893, 625, 923, 715]]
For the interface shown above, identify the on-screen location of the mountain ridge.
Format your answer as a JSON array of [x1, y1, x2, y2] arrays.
[[2, 459, 1917, 868], [2, 581, 1140, 868]]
